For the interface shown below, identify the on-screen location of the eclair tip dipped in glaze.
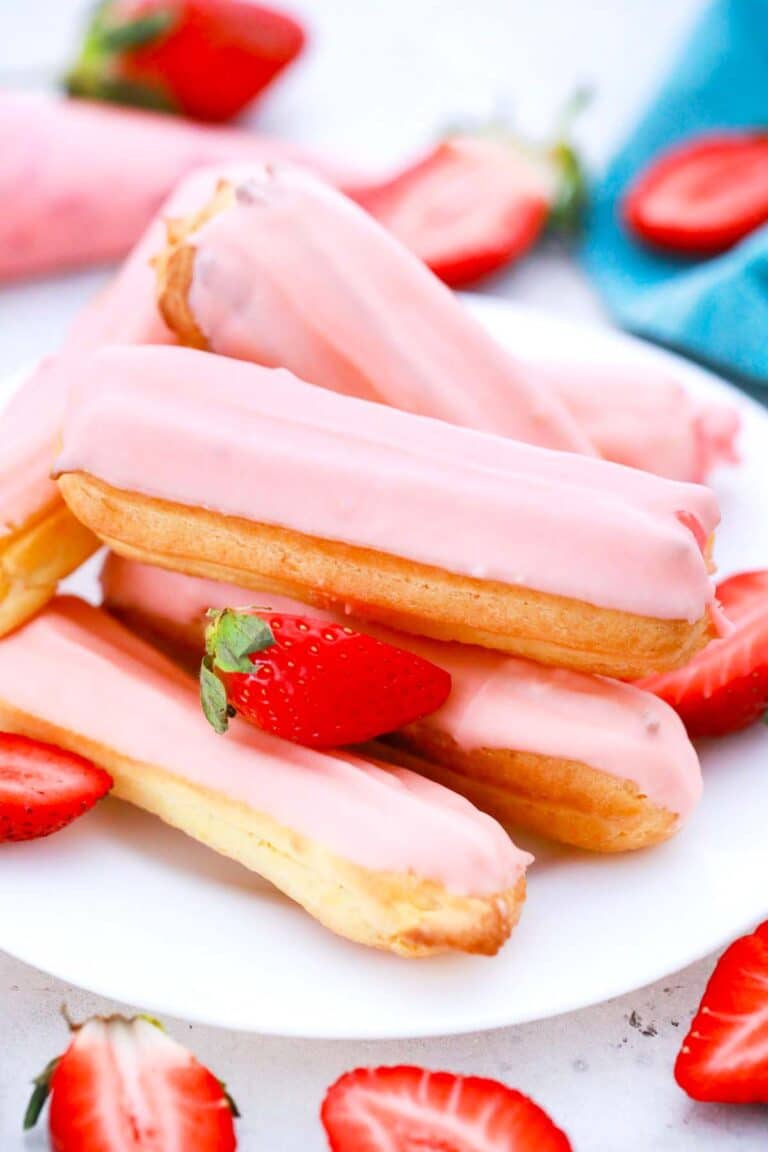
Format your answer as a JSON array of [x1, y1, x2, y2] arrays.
[[0, 597, 529, 957], [101, 556, 704, 853]]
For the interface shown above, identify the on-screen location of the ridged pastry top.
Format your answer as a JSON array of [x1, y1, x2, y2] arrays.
[[56, 344, 721, 622], [0, 597, 528, 895], [101, 556, 702, 820], [182, 165, 591, 452]]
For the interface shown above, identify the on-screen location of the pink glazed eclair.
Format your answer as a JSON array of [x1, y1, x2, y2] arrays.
[[0, 597, 528, 956], [153, 167, 592, 452], [54, 345, 722, 679], [101, 555, 703, 852], [523, 359, 740, 483], [0, 92, 353, 282]]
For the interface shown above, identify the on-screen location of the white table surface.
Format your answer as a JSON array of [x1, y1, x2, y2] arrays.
[[2, 1, 764, 1148]]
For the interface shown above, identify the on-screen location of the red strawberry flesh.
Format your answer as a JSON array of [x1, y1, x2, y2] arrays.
[[0, 733, 112, 843], [675, 921, 768, 1103], [641, 569, 768, 737], [321, 1065, 573, 1152]]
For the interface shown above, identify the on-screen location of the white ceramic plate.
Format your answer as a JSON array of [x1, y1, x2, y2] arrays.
[[1, 297, 767, 1039]]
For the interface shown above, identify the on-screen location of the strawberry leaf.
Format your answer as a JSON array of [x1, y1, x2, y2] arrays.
[[200, 659, 231, 735], [23, 1056, 59, 1130], [205, 609, 275, 674], [97, 8, 176, 52]]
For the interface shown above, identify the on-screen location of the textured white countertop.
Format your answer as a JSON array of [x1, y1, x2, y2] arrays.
[[2, 1, 764, 1148]]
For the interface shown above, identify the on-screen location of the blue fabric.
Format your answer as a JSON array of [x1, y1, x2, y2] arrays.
[[583, 0, 768, 387]]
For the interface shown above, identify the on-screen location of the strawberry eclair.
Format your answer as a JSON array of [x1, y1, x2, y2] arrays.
[[0, 92, 352, 282], [153, 167, 592, 452], [0, 597, 528, 956], [55, 345, 722, 679], [101, 555, 703, 851], [524, 360, 740, 482], [0, 362, 99, 636]]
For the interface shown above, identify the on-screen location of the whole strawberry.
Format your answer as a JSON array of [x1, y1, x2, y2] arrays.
[[0, 732, 112, 842], [199, 608, 452, 747], [66, 0, 306, 123], [322, 1065, 572, 1151], [25, 1014, 238, 1151]]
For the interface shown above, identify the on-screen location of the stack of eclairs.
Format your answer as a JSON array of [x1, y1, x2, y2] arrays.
[[0, 162, 740, 958]]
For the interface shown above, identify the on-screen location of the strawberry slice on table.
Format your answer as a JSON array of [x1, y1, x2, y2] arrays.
[[24, 1014, 238, 1150], [623, 133, 768, 255], [0, 732, 112, 843], [641, 569, 768, 738], [354, 97, 588, 287], [199, 608, 452, 747], [321, 1065, 572, 1152], [66, 0, 306, 123], [675, 920, 768, 1103]]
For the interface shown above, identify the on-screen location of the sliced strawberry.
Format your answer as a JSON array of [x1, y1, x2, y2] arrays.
[[641, 570, 768, 737], [66, 0, 306, 123], [321, 1065, 572, 1152], [199, 608, 452, 747], [675, 920, 768, 1103], [357, 136, 552, 287], [0, 733, 112, 843], [355, 103, 587, 287], [25, 1014, 238, 1150], [624, 133, 768, 255]]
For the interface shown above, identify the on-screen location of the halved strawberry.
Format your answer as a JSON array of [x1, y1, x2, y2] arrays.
[[0, 732, 112, 842], [641, 570, 768, 737], [25, 1014, 238, 1151], [321, 1065, 572, 1151], [200, 608, 452, 747], [624, 133, 768, 255], [354, 95, 588, 287], [675, 920, 768, 1103]]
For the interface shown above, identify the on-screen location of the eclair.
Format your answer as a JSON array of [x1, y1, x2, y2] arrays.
[[56, 345, 722, 678], [153, 166, 592, 452], [523, 359, 740, 482], [101, 555, 703, 852], [0, 597, 528, 956], [0, 91, 351, 282], [0, 362, 99, 635]]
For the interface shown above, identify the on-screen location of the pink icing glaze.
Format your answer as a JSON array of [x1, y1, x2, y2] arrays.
[[525, 360, 741, 482], [0, 92, 355, 282], [0, 358, 67, 535], [100, 556, 702, 819], [183, 166, 591, 452], [0, 597, 528, 894], [56, 344, 720, 621]]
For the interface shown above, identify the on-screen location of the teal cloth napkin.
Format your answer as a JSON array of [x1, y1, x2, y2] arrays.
[[583, 0, 768, 387]]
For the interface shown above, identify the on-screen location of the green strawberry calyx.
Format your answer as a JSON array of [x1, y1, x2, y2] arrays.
[[200, 608, 275, 735]]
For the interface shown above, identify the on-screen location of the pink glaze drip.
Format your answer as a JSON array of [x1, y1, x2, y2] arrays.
[[0, 597, 528, 894], [56, 345, 721, 621], [0, 92, 353, 282], [183, 165, 591, 452], [101, 556, 702, 819], [525, 360, 741, 482]]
